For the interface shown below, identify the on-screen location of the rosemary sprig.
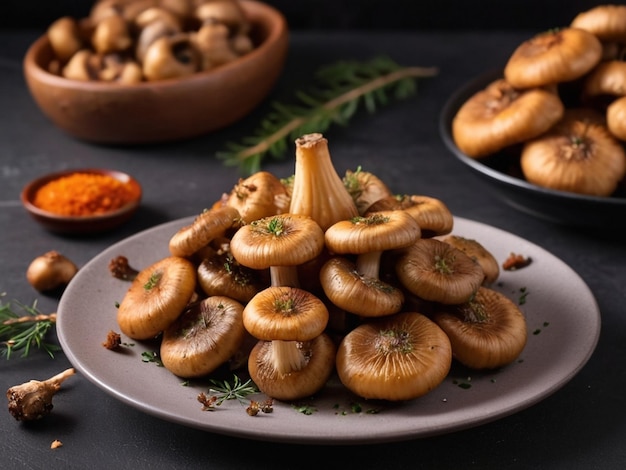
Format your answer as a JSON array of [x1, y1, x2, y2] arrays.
[[208, 375, 258, 405], [0, 293, 60, 359], [217, 56, 438, 174]]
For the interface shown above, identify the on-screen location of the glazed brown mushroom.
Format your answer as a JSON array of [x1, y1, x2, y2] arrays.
[[452, 78, 564, 158], [336, 311, 452, 401], [521, 111, 626, 196], [366, 194, 454, 238], [194, 0, 249, 36], [571, 4, 626, 44], [321, 211, 420, 317], [248, 333, 336, 401], [432, 286, 527, 370], [160, 296, 246, 378], [134, 8, 182, 63], [582, 60, 626, 106], [91, 14, 132, 54], [62, 50, 97, 81], [193, 22, 240, 70], [169, 206, 241, 258], [117, 256, 197, 340], [244, 285, 335, 400], [221, 171, 290, 224], [504, 28, 603, 89], [607, 95, 626, 141], [196, 245, 266, 303], [229, 213, 325, 288], [142, 33, 202, 81], [289, 134, 360, 231], [395, 238, 484, 305], [342, 167, 394, 215], [47, 17, 84, 63], [441, 235, 500, 286]]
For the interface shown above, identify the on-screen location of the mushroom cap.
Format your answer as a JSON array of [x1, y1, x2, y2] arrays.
[[367, 195, 454, 238], [248, 333, 336, 401], [160, 296, 246, 378], [521, 111, 626, 196], [223, 171, 290, 224], [343, 168, 394, 215], [169, 205, 241, 258], [571, 4, 626, 44], [504, 28, 603, 89], [229, 214, 325, 269], [320, 256, 404, 317], [242, 286, 329, 341], [395, 238, 484, 305], [441, 234, 500, 285], [608, 95, 626, 141], [452, 78, 564, 158], [433, 287, 527, 370], [117, 256, 197, 340], [324, 210, 421, 255], [336, 312, 452, 401], [582, 60, 626, 103], [196, 250, 266, 303]]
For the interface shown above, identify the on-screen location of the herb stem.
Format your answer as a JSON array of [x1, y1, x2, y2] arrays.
[[222, 59, 438, 170], [3, 313, 57, 325]]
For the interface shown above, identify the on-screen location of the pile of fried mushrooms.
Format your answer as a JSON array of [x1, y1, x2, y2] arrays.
[[46, 0, 255, 83], [452, 4, 626, 197], [114, 133, 528, 403]]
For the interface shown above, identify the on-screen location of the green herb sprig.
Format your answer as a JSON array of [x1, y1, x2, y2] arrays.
[[208, 375, 258, 406], [217, 56, 438, 175], [0, 293, 60, 358]]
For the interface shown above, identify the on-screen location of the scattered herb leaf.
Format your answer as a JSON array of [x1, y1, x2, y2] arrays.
[[141, 350, 163, 366]]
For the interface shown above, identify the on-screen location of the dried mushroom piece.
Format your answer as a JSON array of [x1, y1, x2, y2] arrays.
[[7, 368, 76, 421]]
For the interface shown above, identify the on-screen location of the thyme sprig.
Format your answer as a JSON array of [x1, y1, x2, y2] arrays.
[[0, 293, 60, 359], [207, 375, 258, 406], [217, 56, 438, 174]]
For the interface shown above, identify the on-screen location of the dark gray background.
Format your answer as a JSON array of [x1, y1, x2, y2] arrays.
[[4, 0, 620, 30]]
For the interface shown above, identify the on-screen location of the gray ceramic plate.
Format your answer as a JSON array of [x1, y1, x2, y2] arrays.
[[57, 216, 600, 445]]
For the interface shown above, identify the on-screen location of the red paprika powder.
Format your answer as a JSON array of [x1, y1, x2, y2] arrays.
[[33, 172, 138, 216]]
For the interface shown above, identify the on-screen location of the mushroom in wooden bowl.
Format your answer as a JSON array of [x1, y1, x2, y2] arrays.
[[22, 0, 289, 144]]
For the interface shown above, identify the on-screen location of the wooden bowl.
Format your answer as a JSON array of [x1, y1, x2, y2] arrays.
[[21, 168, 142, 235], [22, 1, 289, 144]]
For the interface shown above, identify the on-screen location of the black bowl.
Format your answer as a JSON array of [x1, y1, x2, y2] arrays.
[[439, 69, 626, 231]]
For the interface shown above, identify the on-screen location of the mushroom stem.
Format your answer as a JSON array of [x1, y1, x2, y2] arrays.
[[270, 340, 306, 375], [269, 265, 299, 288], [289, 134, 359, 231], [355, 250, 382, 279]]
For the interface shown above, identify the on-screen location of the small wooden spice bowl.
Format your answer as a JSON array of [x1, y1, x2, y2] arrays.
[[21, 168, 142, 235]]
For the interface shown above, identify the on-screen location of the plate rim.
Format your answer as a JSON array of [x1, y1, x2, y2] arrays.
[[57, 216, 601, 445]]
